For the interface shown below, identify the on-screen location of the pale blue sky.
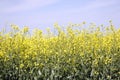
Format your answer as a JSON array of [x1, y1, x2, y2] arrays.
[[0, 0, 120, 31]]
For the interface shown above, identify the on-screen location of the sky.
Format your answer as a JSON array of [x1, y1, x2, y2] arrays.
[[0, 0, 120, 32]]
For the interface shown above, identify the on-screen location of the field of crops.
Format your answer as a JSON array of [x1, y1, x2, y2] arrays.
[[0, 22, 120, 80]]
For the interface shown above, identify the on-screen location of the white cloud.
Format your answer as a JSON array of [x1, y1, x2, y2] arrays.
[[54, 0, 119, 14], [82, 0, 119, 10], [0, 0, 59, 13]]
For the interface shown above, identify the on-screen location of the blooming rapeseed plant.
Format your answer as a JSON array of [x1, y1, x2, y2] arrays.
[[0, 22, 120, 80]]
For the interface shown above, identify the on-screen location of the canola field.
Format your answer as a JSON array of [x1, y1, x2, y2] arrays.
[[0, 22, 120, 80]]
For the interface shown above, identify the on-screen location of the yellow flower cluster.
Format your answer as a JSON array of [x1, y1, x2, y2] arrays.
[[0, 23, 119, 79]]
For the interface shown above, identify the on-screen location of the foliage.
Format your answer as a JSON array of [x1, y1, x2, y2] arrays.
[[0, 22, 120, 80]]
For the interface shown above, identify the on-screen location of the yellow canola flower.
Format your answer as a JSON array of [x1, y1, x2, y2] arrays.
[[104, 57, 112, 65], [20, 64, 24, 69], [23, 26, 29, 33], [11, 24, 19, 30], [0, 51, 4, 58]]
